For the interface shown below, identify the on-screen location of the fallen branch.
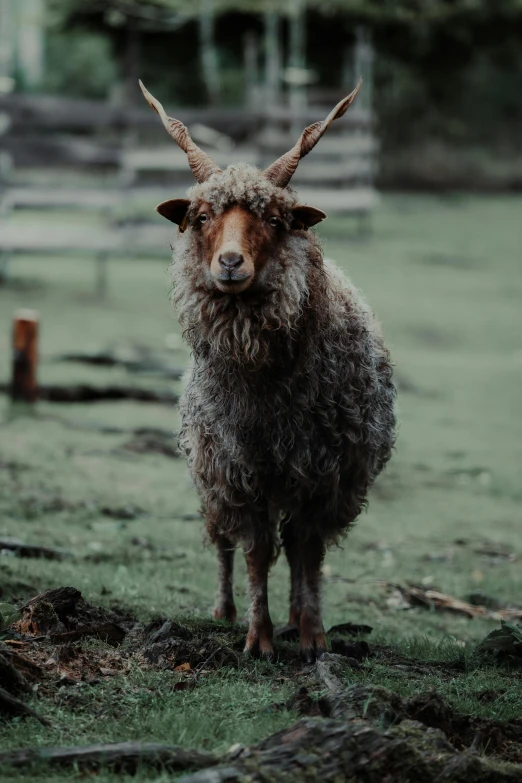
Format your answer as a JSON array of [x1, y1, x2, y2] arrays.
[[0, 644, 42, 697], [382, 582, 522, 621], [0, 538, 70, 560], [0, 742, 217, 774], [0, 383, 178, 404], [0, 686, 49, 726]]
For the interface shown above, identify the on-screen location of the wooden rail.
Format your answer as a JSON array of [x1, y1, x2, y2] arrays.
[[0, 93, 378, 294]]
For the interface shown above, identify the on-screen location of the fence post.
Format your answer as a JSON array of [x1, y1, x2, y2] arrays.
[[11, 309, 38, 403]]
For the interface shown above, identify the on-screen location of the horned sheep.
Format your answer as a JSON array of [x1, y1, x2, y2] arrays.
[[140, 80, 396, 661]]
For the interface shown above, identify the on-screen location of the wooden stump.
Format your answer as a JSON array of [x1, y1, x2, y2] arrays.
[[11, 309, 38, 403]]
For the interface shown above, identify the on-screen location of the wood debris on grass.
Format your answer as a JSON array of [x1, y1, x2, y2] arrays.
[[122, 429, 180, 458], [0, 538, 71, 560], [15, 587, 128, 648], [0, 686, 50, 726], [1, 589, 245, 708], [2, 675, 522, 780], [381, 582, 522, 621], [56, 347, 185, 380], [1, 586, 522, 777], [0, 742, 217, 774], [0, 383, 179, 404], [0, 640, 47, 724]]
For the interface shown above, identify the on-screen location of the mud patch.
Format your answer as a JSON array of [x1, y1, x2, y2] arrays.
[[122, 429, 180, 459], [0, 383, 179, 405]]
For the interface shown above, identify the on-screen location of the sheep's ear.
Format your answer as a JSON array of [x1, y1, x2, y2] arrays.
[[291, 204, 327, 230], [156, 198, 191, 230]]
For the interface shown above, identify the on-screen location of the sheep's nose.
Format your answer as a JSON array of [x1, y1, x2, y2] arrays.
[[219, 251, 244, 270]]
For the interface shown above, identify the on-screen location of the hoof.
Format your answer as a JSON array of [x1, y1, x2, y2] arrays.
[[244, 624, 275, 662], [299, 630, 328, 663]]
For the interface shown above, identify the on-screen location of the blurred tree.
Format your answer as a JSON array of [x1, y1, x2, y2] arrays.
[[43, 0, 522, 184], [43, 30, 118, 98]]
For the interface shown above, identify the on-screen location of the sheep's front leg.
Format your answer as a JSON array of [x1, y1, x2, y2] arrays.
[[299, 533, 327, 662], [213, 534, 237, 623], [244, 536, 274, 660]]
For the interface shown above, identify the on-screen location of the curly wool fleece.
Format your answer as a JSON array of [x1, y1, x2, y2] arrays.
[[185, 163, 296, 222], [170, 164, 396, 549]]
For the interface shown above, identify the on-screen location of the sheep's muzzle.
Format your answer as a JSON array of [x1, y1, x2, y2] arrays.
[[207, 205, 259, 294]]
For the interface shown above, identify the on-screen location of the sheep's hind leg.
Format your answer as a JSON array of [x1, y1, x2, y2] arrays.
[[299, 533, 328, 663], [281, 518, 303, 630], [213, 534, 237, 623], [244, 536, 274, 661]]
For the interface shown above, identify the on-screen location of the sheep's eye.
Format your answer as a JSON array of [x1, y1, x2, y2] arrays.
[[268, 216, 280, 228], [198, 213, 208, 224]]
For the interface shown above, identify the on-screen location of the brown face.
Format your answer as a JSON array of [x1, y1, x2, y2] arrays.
[[156, 195, 327, 295], [195, 202, 284, 294]]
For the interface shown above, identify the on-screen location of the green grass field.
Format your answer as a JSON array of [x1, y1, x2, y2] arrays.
[[0, 194, 521, 780]]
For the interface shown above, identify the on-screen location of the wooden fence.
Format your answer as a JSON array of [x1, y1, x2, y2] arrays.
[[0, 91, 378, 293]]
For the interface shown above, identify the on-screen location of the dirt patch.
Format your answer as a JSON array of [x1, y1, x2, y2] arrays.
[[0, 383, 179, 405], [2, 589, 522, 777], [138, 618, 243, 672], [100, 503, 144, 520], [57, 349, 185, 381], [405, 691, 522, 762], [122, 429, 180, 459], [14, 587, 129, 645], [294, 663, 522, 765]]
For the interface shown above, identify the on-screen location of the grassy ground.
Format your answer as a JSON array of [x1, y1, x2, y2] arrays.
[[0, 194, 521, 780]]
